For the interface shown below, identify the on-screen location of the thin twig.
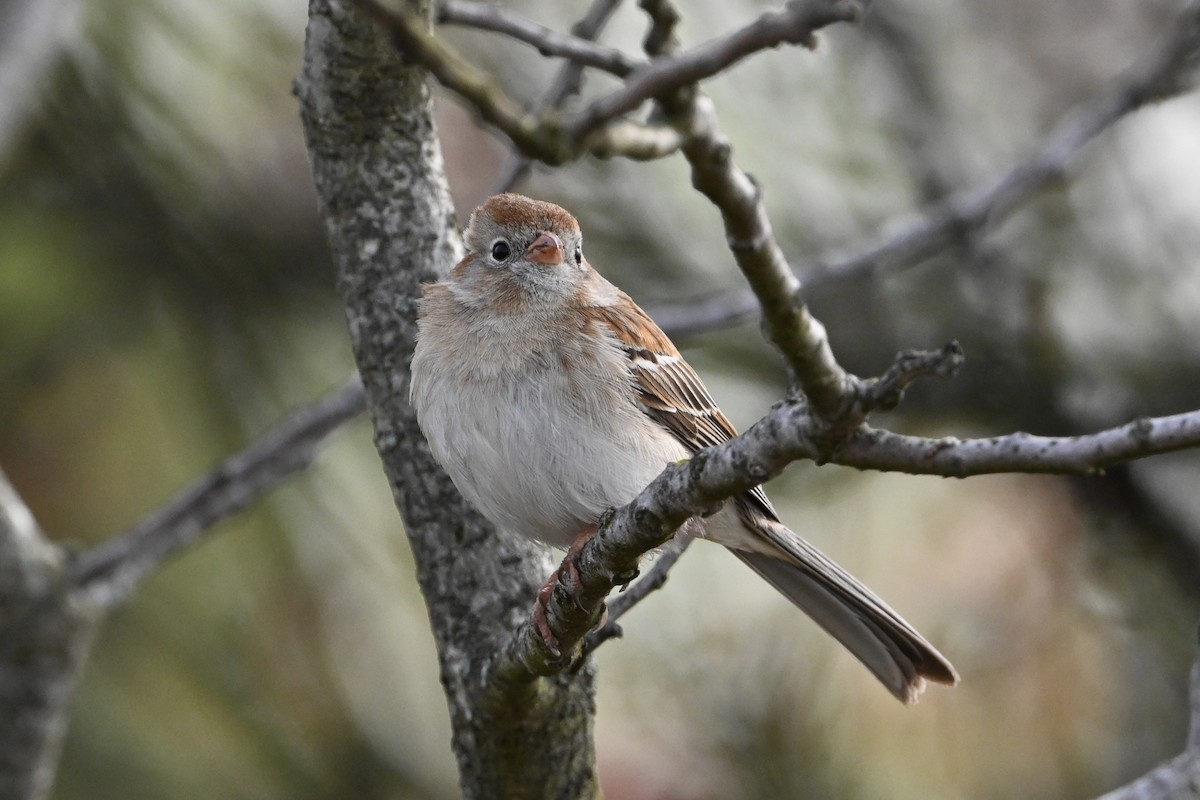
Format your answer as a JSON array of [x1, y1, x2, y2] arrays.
[[359, 0, 673, 165], [578, 534, 693, 658], [363, 0, 859, 166], [66, 378, 366, 610], [492, 0, 625, 193], [647, 288, 761, 339], [641, 0, 862, 418], [859, 341, 966, 412], [567, 0, 861, 140], [803, 0, 1200, 286], [587, 119, 684, 160], [354, 0, 566, 159], [637, 1, 1200, 338], [437, 1, 636, 77]]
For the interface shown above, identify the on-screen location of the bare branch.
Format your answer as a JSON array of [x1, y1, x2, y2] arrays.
[[836, 411, 1200, 477], [567, 0, 862, 140], [640, 0, 682, 57], [0, 375, 369, 797], [860, 340, 966, 413], [648, 288, 761, 339], [641, 1, 862, 419], [363, 0, 859, 167], [804, 0, 1200, 287], [493, 0, 625, 192], [437, 1, 635, 77], [640, 1, 1200, 338], [494, 384, 1200, 680], [66, 378, 366, 610], [578, 534, 693, 658], [588, 118, 684, 160], [360, 0, 689, 165], [353, 0, 568, 160]]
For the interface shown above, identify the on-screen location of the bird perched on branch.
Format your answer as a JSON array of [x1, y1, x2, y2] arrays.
[[410, 193, 957, 702]]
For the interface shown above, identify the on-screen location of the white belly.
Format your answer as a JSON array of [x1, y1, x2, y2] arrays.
[[411, 323, 687, 548]]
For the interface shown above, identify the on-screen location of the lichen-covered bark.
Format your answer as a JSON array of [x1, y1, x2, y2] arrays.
[[295, 2, 599, 797]]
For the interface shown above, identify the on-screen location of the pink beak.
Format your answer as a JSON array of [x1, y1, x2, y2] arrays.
[[524, 231, 564, 266]]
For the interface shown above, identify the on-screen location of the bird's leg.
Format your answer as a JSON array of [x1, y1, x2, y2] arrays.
[[532, 523, 604, 655]]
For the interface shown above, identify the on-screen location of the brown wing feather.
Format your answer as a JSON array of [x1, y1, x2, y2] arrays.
[[587, 294, 777, 519]]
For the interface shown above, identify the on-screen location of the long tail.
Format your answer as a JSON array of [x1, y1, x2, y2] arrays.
[[731, 516, 958, 704]]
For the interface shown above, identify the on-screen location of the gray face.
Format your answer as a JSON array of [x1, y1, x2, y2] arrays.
[[456, 196, 592, 309]]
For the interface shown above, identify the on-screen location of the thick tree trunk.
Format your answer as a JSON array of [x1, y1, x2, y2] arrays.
[[295, 2, 600, 797]]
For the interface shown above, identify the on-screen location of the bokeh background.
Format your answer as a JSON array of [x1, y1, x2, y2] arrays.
[[3, 0, 1200, 798]]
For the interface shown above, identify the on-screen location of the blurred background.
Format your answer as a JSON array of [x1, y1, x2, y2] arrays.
[[3, 0, 1200, 797]]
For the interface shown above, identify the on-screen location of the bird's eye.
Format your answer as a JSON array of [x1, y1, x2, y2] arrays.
[[573, 244, 583, 266], [490, 239, 512, 262]]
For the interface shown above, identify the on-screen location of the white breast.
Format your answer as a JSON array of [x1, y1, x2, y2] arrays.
[[411, 305, 687, 548]]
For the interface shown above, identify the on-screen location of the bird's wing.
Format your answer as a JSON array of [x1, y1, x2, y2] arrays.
[[588, 292, 777, 519]]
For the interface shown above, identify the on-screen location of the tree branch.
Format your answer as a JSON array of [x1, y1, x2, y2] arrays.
[[836, 411, 1200, 477], [65, 378, 366, 610], [578, 534, 693, 658], [2, 376, 371, 799], [639, 0, 1200, 338], [357, 0, 674, 165], [648, 287, 762, 339], [585, 118, 685, 160], [495, 360, 1200, 678], [353, 0, 562, 159], [436, 1, 636, 77], [861, 341, 966, 412], [802, 0, 1200, 287], [492, 0, 626, 193], [639, 0, 864, 421], [566, 0, 861, 140], [362, 0, 859, 166]]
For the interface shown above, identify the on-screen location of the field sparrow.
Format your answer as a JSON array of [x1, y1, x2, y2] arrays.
[[410, 193, 957, 702]]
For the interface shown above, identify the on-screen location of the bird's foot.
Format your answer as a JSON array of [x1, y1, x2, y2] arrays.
[[531, 524, 603, 656]]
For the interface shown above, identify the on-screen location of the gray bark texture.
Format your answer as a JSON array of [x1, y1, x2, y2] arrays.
[[295, 2, 600, 797], [0, 471, 95, 800]]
